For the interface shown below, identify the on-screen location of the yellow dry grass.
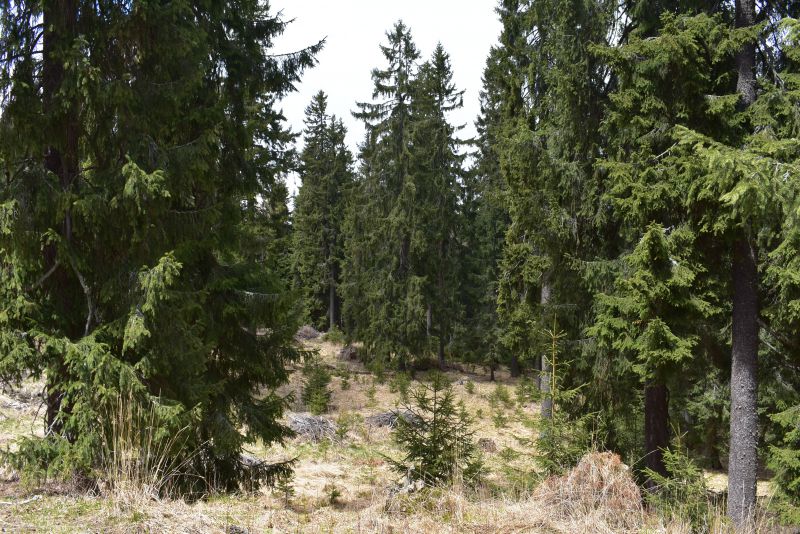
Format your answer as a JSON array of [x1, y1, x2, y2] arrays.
[[0, 338, 783, 533]]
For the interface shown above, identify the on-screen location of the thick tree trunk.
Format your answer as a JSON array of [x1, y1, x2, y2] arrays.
[[644, 382, 670, 487], [540, 279, 552, 425], [729, 237, 759, 527], [728, 0, 759, 527]]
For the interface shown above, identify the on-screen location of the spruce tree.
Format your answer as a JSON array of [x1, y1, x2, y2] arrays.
[[494, 0, 614, 398], [457, 48, 510, 379], [293, 91, 354, 331], [589, 224, 711, 481], [0, 1, 320, 490], [343, 21, 426, 368], [409, 44, 465, 368]]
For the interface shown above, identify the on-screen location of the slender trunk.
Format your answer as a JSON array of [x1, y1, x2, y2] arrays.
[[437, 320, 445, 369], [729, 237, 759, 526], [540, 279, 552, 425], [728, 0, 759, 527], [426, 304, 432, 337], [644, 382, 670, 488], [328, 262, 338, 330]]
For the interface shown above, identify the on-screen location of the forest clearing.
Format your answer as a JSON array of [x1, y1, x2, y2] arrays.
[[0, 334, 782, 532], [2, 0, 800, 532]]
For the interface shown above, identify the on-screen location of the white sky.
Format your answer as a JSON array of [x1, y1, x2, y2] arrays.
[[271, 0, 502, 196]]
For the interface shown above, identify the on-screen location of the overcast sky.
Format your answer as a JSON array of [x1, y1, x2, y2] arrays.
[[271, 1, 502, 195]]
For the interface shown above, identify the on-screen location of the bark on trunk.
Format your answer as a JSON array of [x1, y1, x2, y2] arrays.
[[509, 354, 521, 378], [539, 279, 552, 427], [728, 0, 759, 527], [644, 382, 670, 488], [728, 237, 759, 527], [328, 272, 337, 330], [426, 305, 432, 337], [437, 331, 445, 370]]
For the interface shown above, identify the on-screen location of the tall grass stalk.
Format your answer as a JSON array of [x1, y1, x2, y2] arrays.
[[100, 393, 196, 507]]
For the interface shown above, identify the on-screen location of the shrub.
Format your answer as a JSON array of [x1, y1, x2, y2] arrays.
[[366, 381, 377, 407], [389, 372, 411, 401], [323, 327, 345, 345], [337, 367, 352, 391], [515, 376, 539, 405], [533, 386, 594, 475], [389, 372, 482, 486], [643, 438, 709, 529], [302, 359, 332, 415], [492, 410, 509, 429], [490, 383, 513, 409], [464, 380, 476, 395]]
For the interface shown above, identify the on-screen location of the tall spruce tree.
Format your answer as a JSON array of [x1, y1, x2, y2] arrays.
[[0, 0, 320, 489], [409, 44, 464, 368], [343, 21, 426, 368], [495, 0, 614, 401], [457, 46, 511, 379], [293, 91, 354, 331]]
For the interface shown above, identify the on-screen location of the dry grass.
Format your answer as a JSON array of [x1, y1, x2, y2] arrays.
[[0, 339, 786, 533]]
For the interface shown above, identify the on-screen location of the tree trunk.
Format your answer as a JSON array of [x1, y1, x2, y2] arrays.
[[644, 382, 670, 488], [509, 354, 521, 378], [728, 0, 759, 527], [43, 0, 80, 436], [729, 237, 759, 527], [329, 268, 337, 330], [426, 304, 432, 337], [540, 279, 552, 426], [437, 331, 445, 370]]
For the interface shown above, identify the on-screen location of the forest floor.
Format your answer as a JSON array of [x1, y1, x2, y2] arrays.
[[0, 335, 787, 533]]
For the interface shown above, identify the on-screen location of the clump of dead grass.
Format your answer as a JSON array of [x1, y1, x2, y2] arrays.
[[531, 451, 644, 533]]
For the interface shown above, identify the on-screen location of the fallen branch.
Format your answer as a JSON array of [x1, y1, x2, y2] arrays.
[[0, 495, 41, 506]]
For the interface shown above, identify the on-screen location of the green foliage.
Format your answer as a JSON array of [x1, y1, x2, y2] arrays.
[[389, 372, 411, 401], [533, 387, 595, 476], [323, 482, 342, 505], [302, 359, 332, 415], [464, 380, 476, 395], [515, 377, 539, 405], [292, 92, 354, 331], [0, 1, 319, 491], [273, 471, 295, 506], [324, 327, 346, 345], [366, 381, 377, 407], [389, 373, 482, 485], [768, 405, 800, 523], [342, 24, 465, 369], [337, 368, 352, 391], [492, 411, 509, 430], [489, 383, 513, 409], [334, 411, 362, 441], [643, 439, 710, 529]]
